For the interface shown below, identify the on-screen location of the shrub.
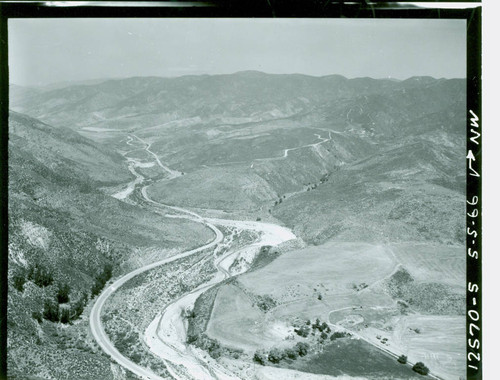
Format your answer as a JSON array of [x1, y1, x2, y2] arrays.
[[412, 362, 429, 375], [253, 350, 266, 365], [294, 325, 310, 337], [398, 355, 408, 364], [295, 342, 310, 357], [320, 332, 328, 340], [285, 348, 298, 360], [256, 295, 276, 312], [130, 351, 142, 364], [268, 348, 284, 363]]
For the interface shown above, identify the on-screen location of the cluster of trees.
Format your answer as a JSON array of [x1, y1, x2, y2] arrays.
[[319, 173, 330, 184], [294, 325, 310, 337], [311, 318, 331, 334], [294, 318, 341, 340], [187, 333, 242, 359], [12, 264, 55, 292], [397, 355, 429, 376], [255, 295, 277, 312], [273, 195, 285, 206], [91, 263, 113, 297], [253, 342, 310, 366], [40, 292, 88, 324]]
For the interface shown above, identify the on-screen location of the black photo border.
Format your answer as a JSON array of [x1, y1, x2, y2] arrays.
[[0, 1, 482, 380]]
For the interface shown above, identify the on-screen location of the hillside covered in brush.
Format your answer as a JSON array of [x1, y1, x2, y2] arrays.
[[7, 111, 212, 379]]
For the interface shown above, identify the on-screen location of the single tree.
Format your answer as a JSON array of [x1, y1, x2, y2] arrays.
[[398, 355, 408, 364], [412, 362, 429, 375], [253, 350, 266, 365]]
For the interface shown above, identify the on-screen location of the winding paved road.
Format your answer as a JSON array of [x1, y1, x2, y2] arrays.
[[89, 204, 223, 380]]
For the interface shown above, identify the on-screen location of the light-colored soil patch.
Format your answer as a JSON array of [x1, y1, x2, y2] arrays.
[[206, 284, 270, 352], [255, 365, 362, 380]]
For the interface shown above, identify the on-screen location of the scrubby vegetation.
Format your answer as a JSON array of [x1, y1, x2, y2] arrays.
[[56, 283, 70, 304], [91, 263, 113, 297], [186, 285, 220, 344], [12, 268, 27, 292], [248, 245, 281, 272], [255, 294, 277, 312], [194, 334, 243, 359], [386, 267, 465, 315], [27, 264, 54, 287]]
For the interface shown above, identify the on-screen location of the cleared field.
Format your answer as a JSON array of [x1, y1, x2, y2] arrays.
[[239, 242, 397, 299], [390, 243, 465, 289]]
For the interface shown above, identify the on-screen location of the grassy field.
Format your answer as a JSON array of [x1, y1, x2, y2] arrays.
[[393, 315, 465, 380], [239, 242, 397, 302], [389, 243, 465, 289], [147, 165, 277, 212]]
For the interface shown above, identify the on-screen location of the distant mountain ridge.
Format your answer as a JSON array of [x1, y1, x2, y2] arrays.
[[10, 72, 465, 133]]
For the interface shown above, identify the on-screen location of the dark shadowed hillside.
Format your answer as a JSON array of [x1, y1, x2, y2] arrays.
[[7, 112, 213, 380]]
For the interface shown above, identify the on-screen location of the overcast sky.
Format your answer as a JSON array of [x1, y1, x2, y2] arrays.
[[9, 18, 466, 86]]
